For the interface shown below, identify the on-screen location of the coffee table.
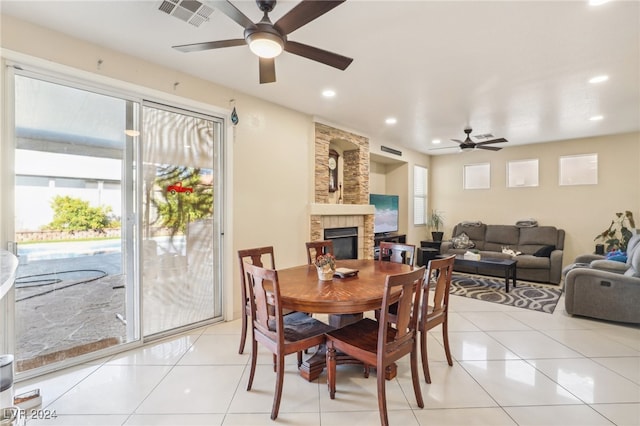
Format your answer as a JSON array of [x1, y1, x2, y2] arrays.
[[447, 255, 517, 292]]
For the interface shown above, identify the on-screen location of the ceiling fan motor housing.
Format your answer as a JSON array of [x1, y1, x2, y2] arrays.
[[256, 0, 276, 13]]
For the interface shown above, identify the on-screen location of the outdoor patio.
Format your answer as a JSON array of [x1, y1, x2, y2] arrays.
[[14, 252, 126, 371]]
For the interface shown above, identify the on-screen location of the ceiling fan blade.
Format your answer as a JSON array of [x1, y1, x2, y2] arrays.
[[285, 41, 352, 70], [211, 0, 256, 29], [173, 39, 246, 52], [476, 137, 508, 146], [451, 139, 464, 144], [477, 145, 502, 151], [259, 57, 276, 84], [274, 0, 345, 35]]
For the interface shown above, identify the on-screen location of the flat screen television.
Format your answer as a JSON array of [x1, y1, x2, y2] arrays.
[[370, 194, 399, 234]]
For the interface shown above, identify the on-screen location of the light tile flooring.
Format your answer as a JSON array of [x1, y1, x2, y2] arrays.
[[15, 293, 640, 426]]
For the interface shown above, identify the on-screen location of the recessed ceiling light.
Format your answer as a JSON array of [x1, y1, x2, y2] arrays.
[[589, 115, 604, 121], [385, 117, 397, 125], [589, 75, 609, 84], [589, 0, 610, 6], [322, 89, 336, 98], [432, 139, 441, 144]]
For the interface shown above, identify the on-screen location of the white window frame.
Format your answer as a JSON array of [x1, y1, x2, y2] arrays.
[[413, 165, 428, 225]]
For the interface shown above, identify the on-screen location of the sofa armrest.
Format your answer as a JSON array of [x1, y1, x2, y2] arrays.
[[574, 254, 605, 263], [589, 259, 629, 274], [564, 267, 640, 323], [440, 241, 454, 253], [548, 249, 564, 284]]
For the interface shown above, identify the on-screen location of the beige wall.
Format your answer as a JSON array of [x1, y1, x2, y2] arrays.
[[430, 132, 640, 265]]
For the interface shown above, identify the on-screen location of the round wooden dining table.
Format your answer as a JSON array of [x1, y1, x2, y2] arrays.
[[277, 259, 413, 313], [276, 258, 416, 381]]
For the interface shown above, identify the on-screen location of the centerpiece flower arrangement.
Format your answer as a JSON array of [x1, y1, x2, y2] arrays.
[[314, 254, 336, 281]]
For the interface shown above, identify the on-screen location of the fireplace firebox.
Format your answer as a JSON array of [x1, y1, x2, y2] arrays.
[[324, 227, 358, 260]]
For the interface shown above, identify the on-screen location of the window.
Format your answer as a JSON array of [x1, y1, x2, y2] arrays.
[[559, 153, 598, 185], [413, 165, 428, 225], [464, 163, 491, 189], [507, 159, 539, 188]]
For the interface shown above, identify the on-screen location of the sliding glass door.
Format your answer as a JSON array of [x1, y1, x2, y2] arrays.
[[4, 69, 224, 375]]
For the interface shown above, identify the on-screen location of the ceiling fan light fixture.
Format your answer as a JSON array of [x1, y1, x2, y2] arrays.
[[247, 32, 284, 58]]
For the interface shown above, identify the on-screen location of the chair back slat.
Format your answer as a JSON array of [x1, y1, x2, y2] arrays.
[[244, 262, 282, 344], [378, 267, 425, 361], [378, 241, 416, 266], [423, 255, 455, 320], [236, 246, 276, 355]]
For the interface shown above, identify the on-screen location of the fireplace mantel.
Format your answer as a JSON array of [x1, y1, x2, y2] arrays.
[[309, 203, 374, 216]]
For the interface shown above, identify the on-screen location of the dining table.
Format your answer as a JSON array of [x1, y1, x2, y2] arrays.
[[276, 258, 416, 382]]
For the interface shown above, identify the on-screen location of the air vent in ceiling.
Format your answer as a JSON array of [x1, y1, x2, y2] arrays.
[[158, 0, 213, 27], [381, 146, 402, 156]]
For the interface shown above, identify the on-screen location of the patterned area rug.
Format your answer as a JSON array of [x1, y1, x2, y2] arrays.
[[450, 274, 562, 314]]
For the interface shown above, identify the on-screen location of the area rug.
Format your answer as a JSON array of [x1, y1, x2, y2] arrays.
[[449, 274, 562, 314]]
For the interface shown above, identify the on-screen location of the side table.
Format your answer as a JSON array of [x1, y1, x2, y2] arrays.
[[417, 248, 439, 267], [417, 240, 442, 267], [420, 240, 442, 251]]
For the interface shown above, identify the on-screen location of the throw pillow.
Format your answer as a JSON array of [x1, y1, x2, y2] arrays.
[[452, 232, 475, 249], [534, 245, 555, 257]]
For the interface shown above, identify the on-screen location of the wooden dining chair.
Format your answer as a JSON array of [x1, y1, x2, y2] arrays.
[[306, 240, 334, 265], [237, 246, 276, 354], [325, 266, 426, 426], [378, 241, 416, 266], [420, 255, 455, 384], [243, 262, 334, 420]]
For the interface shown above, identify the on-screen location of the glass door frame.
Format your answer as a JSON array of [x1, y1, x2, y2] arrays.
[[1, 58, 227, 380]]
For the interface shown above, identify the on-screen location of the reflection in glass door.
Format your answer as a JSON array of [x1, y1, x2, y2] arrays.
[[12, 73, 139, 373], [141, 103, 222, 336]]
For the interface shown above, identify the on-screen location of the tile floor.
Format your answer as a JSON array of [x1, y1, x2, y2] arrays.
[[14, 293, 640, 426]]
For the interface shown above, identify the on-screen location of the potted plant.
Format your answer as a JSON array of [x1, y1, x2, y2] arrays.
[[594, 211, 636, 252], [427, 209, 445, 242]]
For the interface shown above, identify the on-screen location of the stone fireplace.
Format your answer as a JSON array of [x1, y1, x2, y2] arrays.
[[310, 123, 375, 259]]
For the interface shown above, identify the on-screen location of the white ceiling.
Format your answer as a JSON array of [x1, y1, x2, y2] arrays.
[[1, 0, 638, 155]]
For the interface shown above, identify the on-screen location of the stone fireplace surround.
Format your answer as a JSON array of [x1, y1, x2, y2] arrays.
[[310, 123, 375, 259]]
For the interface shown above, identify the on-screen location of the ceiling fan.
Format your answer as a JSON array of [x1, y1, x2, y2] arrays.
[[172, 0, 353, 84], [451, 128, 508, 151]]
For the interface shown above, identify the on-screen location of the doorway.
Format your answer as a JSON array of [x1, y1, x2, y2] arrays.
[[5, 70, 225, 376]]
